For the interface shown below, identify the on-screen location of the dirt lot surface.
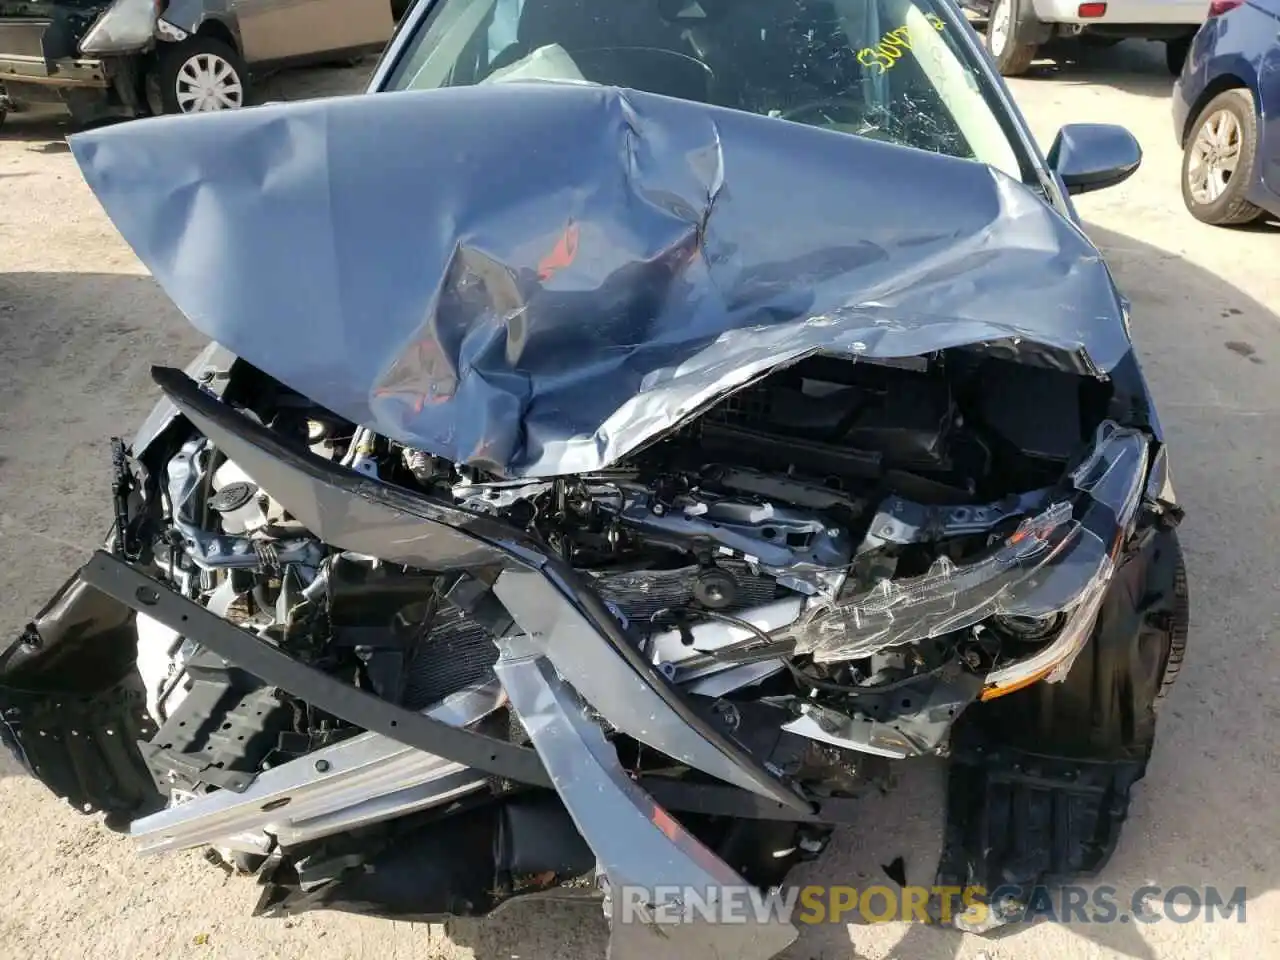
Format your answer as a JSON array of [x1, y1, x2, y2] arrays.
[[2, 39, 1278, 960]]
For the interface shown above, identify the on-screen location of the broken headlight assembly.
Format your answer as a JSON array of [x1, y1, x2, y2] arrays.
[[790, 421, 1151, 698], [79, 0, 163, 56]]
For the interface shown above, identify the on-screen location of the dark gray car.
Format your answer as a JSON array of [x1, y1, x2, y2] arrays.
[[0, 0, 399, 125]]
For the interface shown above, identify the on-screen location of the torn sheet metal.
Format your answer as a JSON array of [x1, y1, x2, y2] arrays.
[[493, 637, 799, 960], [127, 681, 504, 855], [70, 82, 1130, 477], [491, 567, 806, 806]]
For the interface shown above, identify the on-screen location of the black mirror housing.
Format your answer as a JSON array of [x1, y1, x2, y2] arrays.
[[1048, 123, 1143, 196]]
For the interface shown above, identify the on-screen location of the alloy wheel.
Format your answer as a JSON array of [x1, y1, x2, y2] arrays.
[[1187, 109, 1242, 205]]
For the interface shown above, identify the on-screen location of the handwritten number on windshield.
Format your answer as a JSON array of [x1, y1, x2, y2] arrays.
[[857, 14, 946, 75]]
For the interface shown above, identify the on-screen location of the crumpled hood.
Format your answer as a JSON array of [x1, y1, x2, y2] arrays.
[[70, 82, 1129, 477]]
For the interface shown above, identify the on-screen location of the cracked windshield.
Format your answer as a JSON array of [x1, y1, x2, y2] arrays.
[[387, 0, 1023, 179]]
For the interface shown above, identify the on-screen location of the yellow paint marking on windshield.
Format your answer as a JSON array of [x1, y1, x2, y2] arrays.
[[857, 14, 946, 75]]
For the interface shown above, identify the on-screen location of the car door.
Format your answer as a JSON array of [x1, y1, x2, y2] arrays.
[[232, 0, 394, 66], [1258, 4, 1280, 203]]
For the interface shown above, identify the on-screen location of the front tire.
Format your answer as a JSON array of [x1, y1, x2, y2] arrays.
[[1156, 551, 1190, 700], [985, 0, 1038, 76], [1181, 88, 1264, 226], [154, 36, 249, 115]]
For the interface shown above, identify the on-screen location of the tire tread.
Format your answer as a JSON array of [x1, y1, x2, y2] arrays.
[[984, 0, 1039, 76], [995, 41, 1038, 76], [1157, 553, 1190, 698]]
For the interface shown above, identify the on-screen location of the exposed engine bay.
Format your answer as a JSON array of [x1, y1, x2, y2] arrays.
[[0, 347, 1189, 942], [114, 347, 1135, 814]]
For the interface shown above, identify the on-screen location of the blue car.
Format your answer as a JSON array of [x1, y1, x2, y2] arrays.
[[1173, 0, 1280, 224], [4, 1, 1192, 952]]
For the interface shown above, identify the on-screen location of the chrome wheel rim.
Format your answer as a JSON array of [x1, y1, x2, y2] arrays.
[[1188, 109, 1242, 205], [175, 53, 244, 113], [989, 0, 1011, 57]]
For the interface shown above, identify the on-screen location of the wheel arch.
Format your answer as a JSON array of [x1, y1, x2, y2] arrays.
[[159, 0, 242, 48], [194, 17, 241, 54], [148, 16, 250, 116], [1180, 67, 1258, 146]]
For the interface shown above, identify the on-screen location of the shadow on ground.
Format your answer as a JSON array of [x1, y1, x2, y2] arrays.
[[1, 212, 1276, 959], [1019, 38, 1179, 98], [0, 107, 73, 150]]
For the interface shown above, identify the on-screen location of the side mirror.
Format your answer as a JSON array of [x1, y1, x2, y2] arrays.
[[1047, 123, 1142, 196]]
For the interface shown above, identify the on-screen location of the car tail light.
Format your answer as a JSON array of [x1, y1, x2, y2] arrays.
[[1077, 2, 1108, 16], [1207, 0, 1244, 14]]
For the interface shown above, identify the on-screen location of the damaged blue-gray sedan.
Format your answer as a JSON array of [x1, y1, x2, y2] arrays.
[[0, 0, 1188, 954]]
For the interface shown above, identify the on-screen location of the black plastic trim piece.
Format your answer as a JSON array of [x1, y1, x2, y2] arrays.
[[935, 745, 1145, 912], [0, 671, 163, 822], [80, 552, 555, 789]]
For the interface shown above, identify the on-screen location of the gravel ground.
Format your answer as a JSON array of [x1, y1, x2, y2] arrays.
[[2, 39, 1278, 960]]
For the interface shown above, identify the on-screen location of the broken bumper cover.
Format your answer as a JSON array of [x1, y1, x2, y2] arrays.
[[1, 368, 1183, 948], [74, 551, 801, 954], [0, 19, 109, 89], [21, 533, 1183, 941]]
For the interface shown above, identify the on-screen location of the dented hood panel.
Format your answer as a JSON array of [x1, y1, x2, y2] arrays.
[[69, 83, 1130, 477]]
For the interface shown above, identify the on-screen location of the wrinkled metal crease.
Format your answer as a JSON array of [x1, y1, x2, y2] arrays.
[[70, 82, 1131, 477]]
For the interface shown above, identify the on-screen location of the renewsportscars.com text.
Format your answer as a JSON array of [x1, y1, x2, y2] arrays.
[[614, 884, 1248, 926]]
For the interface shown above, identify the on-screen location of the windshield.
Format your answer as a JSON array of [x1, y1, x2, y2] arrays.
[[383, 0, 1023, 179]]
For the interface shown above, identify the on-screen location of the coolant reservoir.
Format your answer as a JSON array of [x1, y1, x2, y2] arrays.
[[209, 460, 268, 534]]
